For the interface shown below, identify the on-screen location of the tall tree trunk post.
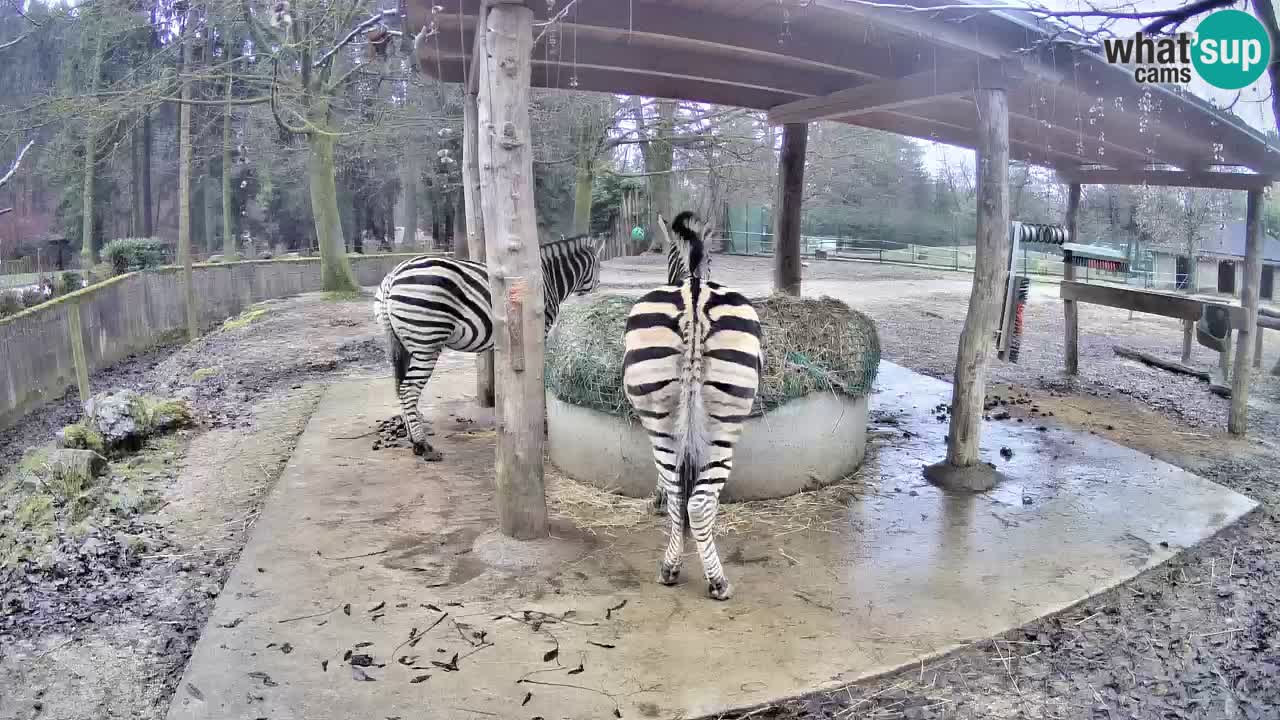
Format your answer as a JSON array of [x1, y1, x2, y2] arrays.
[[773, 122, 807, 296], [307, 111, 359, 292], [1230, 188, 1265, 435], [222, 75, 236, 259], [477, 1, 548, 539], [1063, 182, 1081, 374], [464, 88, 495, 408], [926, 87, 1010, 491], [177, 22, 198, 341]]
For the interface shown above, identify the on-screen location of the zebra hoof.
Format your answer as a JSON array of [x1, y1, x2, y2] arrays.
[[707, 579, 733, 601], [413, 442, 444, 462], [657, 563, 680, 586], [647, 493, 667, 515]]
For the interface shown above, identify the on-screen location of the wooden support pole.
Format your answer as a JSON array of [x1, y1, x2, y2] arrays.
[[1255, 328, 1263, 370], [463, 84, 495, 408], [66, 301, 91, 409], [1063, 183, 1081, 375], [476, 0, 548, 539], [773, 122, 807, 296], [944, 88, 1010, 472], [1229, 187, 1265, 435], [1182, 319, 1194, 363]]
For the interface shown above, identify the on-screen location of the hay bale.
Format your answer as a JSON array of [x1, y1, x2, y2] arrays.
[[545, 293, 880, 419]]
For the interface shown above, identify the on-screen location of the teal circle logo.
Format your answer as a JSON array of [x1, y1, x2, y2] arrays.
[[1192, 10, 1271, 90]]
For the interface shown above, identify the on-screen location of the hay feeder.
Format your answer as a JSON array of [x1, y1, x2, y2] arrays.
[[545, 293, 881, 502]]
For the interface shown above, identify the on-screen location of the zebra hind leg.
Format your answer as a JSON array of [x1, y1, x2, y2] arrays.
[[656, 468, 683, 585], [688, 486, 731, 600], [394, 345, 444, 462]]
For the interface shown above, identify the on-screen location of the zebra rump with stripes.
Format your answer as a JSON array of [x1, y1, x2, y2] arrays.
[[622, 211, 762, 601], [373, 235, 605, 460]]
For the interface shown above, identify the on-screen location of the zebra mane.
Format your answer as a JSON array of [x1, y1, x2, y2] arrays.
[[541, 233, 595, 254], [670, 210, 707, 279]]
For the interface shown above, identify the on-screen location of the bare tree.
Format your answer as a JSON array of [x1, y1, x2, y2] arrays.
[[0, 140, 34, 216]]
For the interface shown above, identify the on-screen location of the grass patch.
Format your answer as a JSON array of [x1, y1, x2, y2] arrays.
[[191, 367, 218, 383], [60, 422, 106, 454], [1, 433, 181, 568], [323, 289, 363, 302], [222, 304, 271, 330]]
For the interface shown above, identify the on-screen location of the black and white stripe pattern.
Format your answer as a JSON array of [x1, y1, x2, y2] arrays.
[[374, 235, 604, 460], [622, 211, 762, 601]]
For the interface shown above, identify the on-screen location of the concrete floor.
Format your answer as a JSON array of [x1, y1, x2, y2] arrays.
[[166, 358, 1256, 720]]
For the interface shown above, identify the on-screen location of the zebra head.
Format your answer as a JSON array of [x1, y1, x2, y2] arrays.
[[540, 235, 606, 301]]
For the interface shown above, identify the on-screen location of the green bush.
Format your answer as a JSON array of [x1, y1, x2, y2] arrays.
[[61, 271, 82, 293], [0, 292, 21, 318], [103, 238, 166, 275]]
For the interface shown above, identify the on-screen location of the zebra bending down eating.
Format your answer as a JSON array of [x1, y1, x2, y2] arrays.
[[374, 235, 604, 460], [622, 211, 762, 600]]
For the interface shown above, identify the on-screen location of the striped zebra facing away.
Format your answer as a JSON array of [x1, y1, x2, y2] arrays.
[[374, 235, 605, 461], [622, 211, 762, 600]]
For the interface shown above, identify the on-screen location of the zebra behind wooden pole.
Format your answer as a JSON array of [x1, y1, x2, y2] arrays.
[[623, 211, 762, 600], [374, 235, 605, 460]]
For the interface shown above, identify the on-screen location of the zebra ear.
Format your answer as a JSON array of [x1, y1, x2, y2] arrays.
[[656, 213, 675, 249]]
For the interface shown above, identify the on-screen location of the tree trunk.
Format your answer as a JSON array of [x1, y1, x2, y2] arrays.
[[142, 112, 154, 237], [80, 33, 105, 267], [400, 155, 418, 249], [633, 98, 676, 252], [307, 125, 359, 292], [131, 126, 143, 236], [352, 198, 365, 254], [571, 119, 595, 235], [463, 89, 495, 408], [477, 1, 548, 539], [177, 21, 198, 341], [453, 192, 468, 259], [203, 174, 219, 256], [934, 87, 1009, 487], [222, 75, 236, 259]]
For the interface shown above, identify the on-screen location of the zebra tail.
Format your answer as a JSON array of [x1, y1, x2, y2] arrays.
[[388, 323, 410, 391], [677, 454, 696, 537]]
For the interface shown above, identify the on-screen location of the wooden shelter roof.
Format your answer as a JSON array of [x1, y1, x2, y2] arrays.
[[407, 0, 1280, 188]]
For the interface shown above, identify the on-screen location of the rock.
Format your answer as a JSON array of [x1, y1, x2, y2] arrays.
[[208, 254, 224, 263], [47, 449, 109, 483], [80, 390, 193, 454], [258, 251, 274, 260]]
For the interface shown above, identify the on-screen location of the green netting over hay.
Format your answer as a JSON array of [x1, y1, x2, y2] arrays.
[[545, 293, 881, 419]]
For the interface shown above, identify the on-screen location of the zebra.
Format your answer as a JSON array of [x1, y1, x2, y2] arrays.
[[373, 235, 605, 460], [622, 211, 762, 601]]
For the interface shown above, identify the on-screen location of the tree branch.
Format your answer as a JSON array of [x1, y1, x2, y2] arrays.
[[0, 32, 30, 52], [0, 140, 34, 189], [270, 58, 310, 136], [313, 8, 397, 69], [1252, 0, 1280, 135]]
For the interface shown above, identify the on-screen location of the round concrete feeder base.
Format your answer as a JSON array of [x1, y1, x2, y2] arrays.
[[546, 391, 869, 502]]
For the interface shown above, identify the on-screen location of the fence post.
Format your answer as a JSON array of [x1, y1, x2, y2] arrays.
[[66, 300, 92, 409]]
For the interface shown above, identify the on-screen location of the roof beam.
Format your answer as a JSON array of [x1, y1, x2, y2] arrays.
[[768, 60, 1023, 125], [430, 16, 858, 101], [1058, 168, 1275, 191]]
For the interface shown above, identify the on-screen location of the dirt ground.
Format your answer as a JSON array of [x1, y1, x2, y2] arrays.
[[1, 257, 1278, 720], [0, 292, 388, 720]]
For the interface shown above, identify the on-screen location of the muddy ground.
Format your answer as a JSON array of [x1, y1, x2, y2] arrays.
[[0, 292, 388, 720], [1, 257, 1278, 719]]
